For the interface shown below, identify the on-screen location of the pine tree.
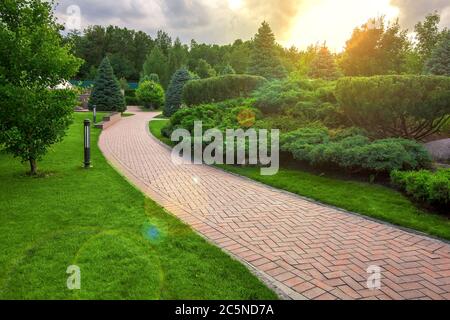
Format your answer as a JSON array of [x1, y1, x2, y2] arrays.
[[89, 57, 125, 112], [308, 45, 339, 80], [164, 68, 191, 117], [141, 46, 169, 88], [425, 31, 450, 76], [248, 21, 286, 79]]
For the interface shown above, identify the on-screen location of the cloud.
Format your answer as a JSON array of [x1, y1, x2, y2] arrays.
[[54, 0, 303, 44], [390, 0, 450, 28]]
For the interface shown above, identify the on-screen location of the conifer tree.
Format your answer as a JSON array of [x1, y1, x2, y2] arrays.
[[89, 57, 125, 112], [248, 21, 286, 79], [308, 45, 339, 80], [164, 68, 191, 117], [425, 31, 450, 76]]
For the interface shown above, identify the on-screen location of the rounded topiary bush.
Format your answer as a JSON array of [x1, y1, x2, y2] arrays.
[[135, 80, 164, 110]]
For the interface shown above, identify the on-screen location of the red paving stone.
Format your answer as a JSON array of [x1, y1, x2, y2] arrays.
[[98, 108, 450, 300]]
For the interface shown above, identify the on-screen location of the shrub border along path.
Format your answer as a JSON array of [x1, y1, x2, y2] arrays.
[[99, 107, 450, 300]]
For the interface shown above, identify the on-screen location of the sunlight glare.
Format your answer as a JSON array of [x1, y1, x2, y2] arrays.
[[285, 0, 400, 51], [228, 0, 242, 11]]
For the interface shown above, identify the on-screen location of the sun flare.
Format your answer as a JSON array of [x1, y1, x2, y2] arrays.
[[285, 0, 400, 51], [227, 0, 242, 11]]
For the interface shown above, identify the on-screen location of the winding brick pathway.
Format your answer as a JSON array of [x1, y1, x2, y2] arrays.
[[99, 107, 450, 300]]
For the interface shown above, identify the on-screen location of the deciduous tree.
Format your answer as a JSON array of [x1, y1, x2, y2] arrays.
[[0, 0, 82, 175]]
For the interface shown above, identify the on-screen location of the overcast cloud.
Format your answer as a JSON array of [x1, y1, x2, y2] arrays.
[[54, 0, 450, 48]]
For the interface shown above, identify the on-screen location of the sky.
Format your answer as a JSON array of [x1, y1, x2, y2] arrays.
[[55, 0, 450, 51]]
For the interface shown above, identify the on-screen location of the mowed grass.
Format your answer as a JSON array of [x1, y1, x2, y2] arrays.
[[150, 119, 450, 240], [149, 119, 174, 147], [0, 113, 277, 300]]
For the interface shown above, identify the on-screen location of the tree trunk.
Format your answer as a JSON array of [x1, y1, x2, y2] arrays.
[[29, 158, 37, 176]]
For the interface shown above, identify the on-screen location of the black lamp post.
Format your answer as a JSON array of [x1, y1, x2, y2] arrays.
[[84, 119, 91, 169]]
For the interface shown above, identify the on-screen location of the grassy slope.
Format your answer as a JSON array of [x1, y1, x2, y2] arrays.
[[0, 113, 276, 300], [150, 119, 450, 240]]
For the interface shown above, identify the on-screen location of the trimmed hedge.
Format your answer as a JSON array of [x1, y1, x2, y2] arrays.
[[335, 75, 450, 140], [280, 127, 432, 174], [391, 169, 450, 208], [182, 74, 267, 106]]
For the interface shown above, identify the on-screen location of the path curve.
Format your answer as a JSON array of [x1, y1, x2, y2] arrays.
[[99, 108, 450, 300]]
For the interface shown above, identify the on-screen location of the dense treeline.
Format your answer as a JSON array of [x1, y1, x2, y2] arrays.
[[64, 12, 449, 85]]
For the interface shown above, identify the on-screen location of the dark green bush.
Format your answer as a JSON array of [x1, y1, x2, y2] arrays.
[[335, 75, 450, 140], [391, 169, 450, 208], [182, 74, 267, 106], [281, 128, 432, 174], [125, 96, 142, 106], [124, 89, 136, 97]]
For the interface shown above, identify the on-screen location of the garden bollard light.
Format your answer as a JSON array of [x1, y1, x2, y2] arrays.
[[93, 105, 97, 124], [84, 119, 91, 169]]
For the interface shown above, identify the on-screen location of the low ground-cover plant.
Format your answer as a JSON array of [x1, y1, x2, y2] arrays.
[[335, 75, 450, 140], [182, 74, 267, 106], [252, 76, 344, 128], [136, 80, 164, 109], [281, 127, 432, 174], [391, 169, 450, 209], [163, 100, 261, 137]]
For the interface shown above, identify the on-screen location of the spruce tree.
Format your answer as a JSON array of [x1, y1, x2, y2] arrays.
[[248, 21, 286, 79], [164, 68, 191, 117], [425, 31, 450, 76], [89, 57, 125, 112], [308, 45, 339, 80]]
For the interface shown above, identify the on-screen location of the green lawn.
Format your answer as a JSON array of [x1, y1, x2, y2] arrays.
[[149, 118, 174, 146], [150, 119, 450, 241], [0, 113, 276, 300]]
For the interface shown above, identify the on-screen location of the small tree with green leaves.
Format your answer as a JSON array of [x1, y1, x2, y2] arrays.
[[164, 68, 191, 117], [136, 80, 165, 110], [89, 57, 125, 112], [425, 31, 450, 76], [0, 0, 82, 175]]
